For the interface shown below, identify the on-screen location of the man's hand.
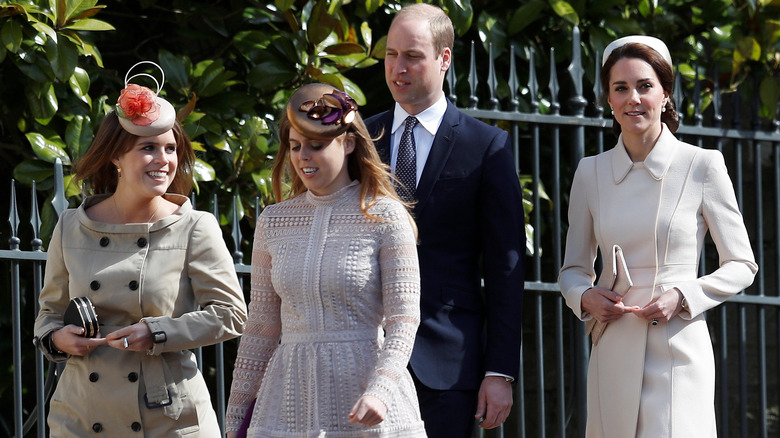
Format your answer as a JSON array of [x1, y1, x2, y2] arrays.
[[475, 376, 513, 429]]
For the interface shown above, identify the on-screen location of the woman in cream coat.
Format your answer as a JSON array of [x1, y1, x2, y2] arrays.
[[559, 36, 757, 437], [34, 64, 247, 437]]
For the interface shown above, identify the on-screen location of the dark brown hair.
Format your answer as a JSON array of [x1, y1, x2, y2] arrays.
[[74, 111, 195, 195], [601, 42, 679, 135]]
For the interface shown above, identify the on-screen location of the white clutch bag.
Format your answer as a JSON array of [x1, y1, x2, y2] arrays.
[[585, 245, 632, 345]]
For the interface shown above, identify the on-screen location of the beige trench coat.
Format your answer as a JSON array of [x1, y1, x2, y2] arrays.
[[559, 126, 757, 438], [34, 194, 247, 437]]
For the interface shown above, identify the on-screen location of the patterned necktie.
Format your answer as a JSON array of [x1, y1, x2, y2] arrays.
[[396, 116, 419, 202]]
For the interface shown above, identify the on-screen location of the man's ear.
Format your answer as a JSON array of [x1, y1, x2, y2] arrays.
[[440, 47, 452, 72]]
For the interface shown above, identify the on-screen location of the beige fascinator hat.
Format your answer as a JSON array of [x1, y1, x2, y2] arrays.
[[602, 35, 673, 69], [116, 61, 176, 137], [287, 83, 358, 141]]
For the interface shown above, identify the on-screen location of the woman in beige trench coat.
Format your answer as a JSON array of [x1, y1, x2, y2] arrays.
[[33, 63, 247, 437], [559, 36, 757, 437]]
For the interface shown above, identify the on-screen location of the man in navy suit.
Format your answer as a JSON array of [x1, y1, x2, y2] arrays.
[[364, 4, 525, 437]]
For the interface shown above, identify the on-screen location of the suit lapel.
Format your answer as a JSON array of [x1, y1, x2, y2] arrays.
[[414, 102, 459, 214]]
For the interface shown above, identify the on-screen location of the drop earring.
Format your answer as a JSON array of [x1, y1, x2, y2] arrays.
[[117, 167, 122, 178]]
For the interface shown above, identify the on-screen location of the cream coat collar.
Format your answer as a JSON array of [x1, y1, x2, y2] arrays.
[[612, 124, 678, 184]]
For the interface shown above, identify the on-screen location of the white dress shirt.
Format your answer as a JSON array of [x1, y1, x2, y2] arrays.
[[389, 95, 448, 185]]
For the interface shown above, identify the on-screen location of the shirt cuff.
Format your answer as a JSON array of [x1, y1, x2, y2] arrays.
[[485, 371, 514, 382]]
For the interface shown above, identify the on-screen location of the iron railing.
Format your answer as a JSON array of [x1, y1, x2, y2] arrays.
[[3, 26, 780, 437]]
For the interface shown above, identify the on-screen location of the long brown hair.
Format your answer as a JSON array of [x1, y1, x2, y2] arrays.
[[601, 42, 679, 135], [74, 112, 195, 195], [271, 110, 414, 225]]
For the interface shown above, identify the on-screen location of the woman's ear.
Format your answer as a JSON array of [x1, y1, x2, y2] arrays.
[[343, 134, 356, 155]]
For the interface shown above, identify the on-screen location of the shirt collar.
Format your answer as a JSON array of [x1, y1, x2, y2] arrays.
[[612, 124, 677, 184], [391, 94, 448, 137]]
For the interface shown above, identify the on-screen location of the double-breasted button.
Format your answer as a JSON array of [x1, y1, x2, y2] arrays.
[[129, 280, 139, 291], [89, 372, 99, 382], [92, 423, 103, 433], [90, 281, 100, 291], [136, 237, 147, 248], [128, 372, 138, 382], [131, 422, 142, 432], [99, 237, 110, 247]]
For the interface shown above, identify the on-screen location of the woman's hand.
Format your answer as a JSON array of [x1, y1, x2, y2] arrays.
[[633, 288, 684, 324], [51, 326, 106, 356], [581, 287, 639, 323], [105, 321, 153, 352], [348, 395, 387, 427]]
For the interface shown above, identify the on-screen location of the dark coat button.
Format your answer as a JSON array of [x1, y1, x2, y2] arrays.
[[131, 422, 142, 432], [129, 280, 139, 290], [90, 280, 100, 291], [136, 237, 147, 248], [99, 237, 110, 247], [89, 372, 99, 382], [128, 372, 138, 382], [92, 423, 103, 433]]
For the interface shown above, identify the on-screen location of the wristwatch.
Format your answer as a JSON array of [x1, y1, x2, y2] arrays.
[[680, 296, 688, 310]]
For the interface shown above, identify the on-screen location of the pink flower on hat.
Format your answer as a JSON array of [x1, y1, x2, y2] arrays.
[[116, 84, 160, 126]]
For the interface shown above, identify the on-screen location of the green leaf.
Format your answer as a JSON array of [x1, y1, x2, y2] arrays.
[[25, 82, 58, 122], [370, 35, 386, 59], [159, 50, 192, 94], [442, 0, 473, 36], [307, 0, 340, 45], [13, 159, 55, 186], [275, 0, 296, 11], [638, 0, 650, 17], [65, 115, 93, 158], [549, 0, 579, 26], [360, 21, 372, 49], [25, 132, 72, 165], [759, 76, 780, 119], [64, 18, 115, 31], [193, 158, 216, 182], [365, 0, 382, 14], [247, 61, 297, 91], [323, 42, 365, 55], [31, 21, 58, 42], [508, 1, 547, 35], [1, 18, 23, 52], [69, 66, 90, 102], [44, 35, 78, 82]]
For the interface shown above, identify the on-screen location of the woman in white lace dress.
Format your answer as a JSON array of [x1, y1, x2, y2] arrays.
[[226, 83, 427, 437]]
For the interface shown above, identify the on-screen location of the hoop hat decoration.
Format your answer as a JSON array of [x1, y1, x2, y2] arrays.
[[116, 61, 176, 137], [602, 35, 673, 69], [287, 83, 358, 141]]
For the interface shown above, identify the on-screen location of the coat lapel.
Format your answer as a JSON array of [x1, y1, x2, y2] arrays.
[[414, 102, 459, 214]]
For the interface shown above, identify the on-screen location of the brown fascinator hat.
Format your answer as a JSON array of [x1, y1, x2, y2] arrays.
[[116, 61, 176, 137], [286, 83, 358, 141]]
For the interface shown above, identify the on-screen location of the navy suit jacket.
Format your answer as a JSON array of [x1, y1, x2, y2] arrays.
[[365, 100, 525, 390]]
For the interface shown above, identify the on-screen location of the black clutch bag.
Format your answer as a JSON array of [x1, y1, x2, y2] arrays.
[[64, 296, 99, 338]]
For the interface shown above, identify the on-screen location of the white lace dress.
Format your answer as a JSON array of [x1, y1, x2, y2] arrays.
[[227, 181, 427, 437]]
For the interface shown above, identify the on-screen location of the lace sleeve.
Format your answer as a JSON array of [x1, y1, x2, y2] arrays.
[[362, 203, 420, 405], [225, 218, 282, 432]]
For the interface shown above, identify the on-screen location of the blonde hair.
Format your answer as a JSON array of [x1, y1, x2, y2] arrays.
[[394, 3, 454, 56]]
